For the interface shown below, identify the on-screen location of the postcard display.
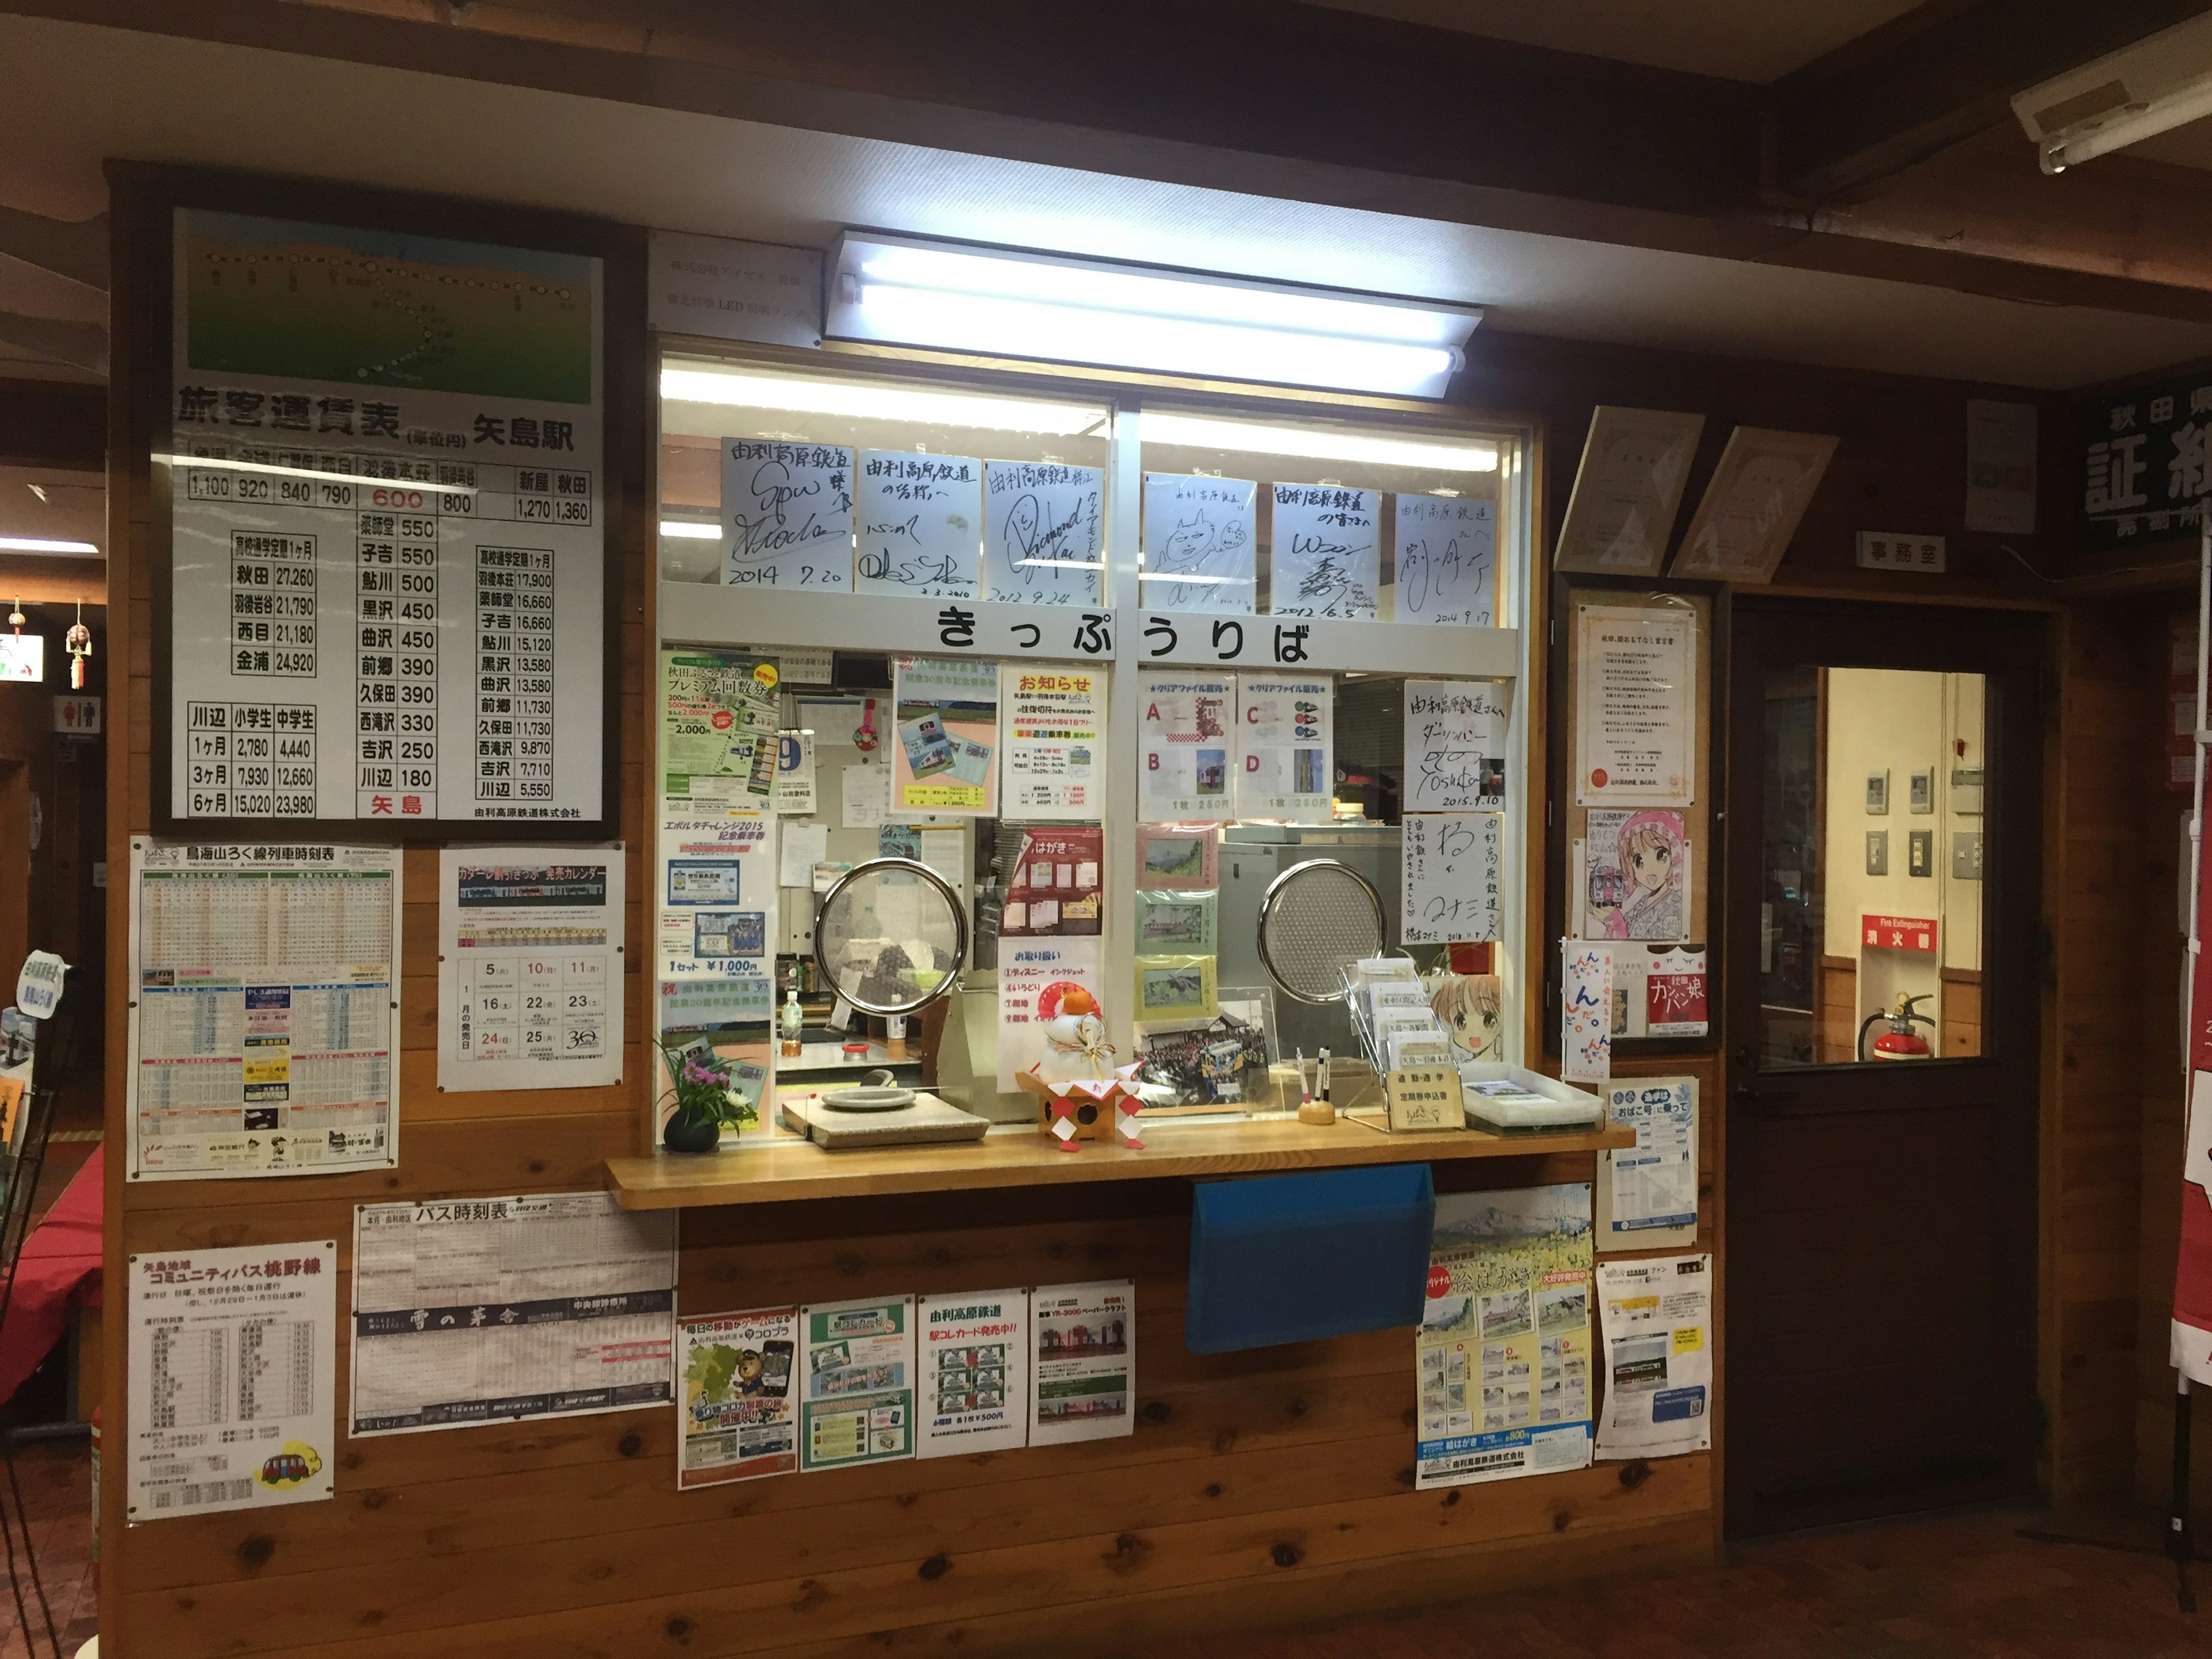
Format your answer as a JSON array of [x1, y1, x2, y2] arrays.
[[165, 209, 607, 827]]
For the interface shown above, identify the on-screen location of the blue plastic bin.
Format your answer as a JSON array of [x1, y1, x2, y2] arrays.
[[1185, 1163, 1436, 1353]]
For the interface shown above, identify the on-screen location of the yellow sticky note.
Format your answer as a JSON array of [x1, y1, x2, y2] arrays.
[[1672, 1325, 1703, 1354]]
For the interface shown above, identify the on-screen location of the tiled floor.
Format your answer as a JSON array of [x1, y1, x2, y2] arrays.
[[0, 1441, 94, 1659]]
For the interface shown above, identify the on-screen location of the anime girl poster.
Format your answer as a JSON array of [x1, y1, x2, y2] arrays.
[[1584, 809, 1687, 941], [1429, 972, 1505, 1065]]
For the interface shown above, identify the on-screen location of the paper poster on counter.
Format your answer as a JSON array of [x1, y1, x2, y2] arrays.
[[892, 656, 998, 816], [774, 729, 817, 816], [998, 936, 1106, 1092], [1574, 604, 1695, 808], [128, 1241, 338, 1520], [127, 840, 399, 1181], [720, 440, 852, 590], [1403, 680, 1508, 813], [437, 847, 623, 1092], [918, 1289, 1030, 1459], [1001, 665, 1106, 819], [1598, 1078, 1698, 1249], [1595, 1255, 1711, 1461], [1030, 1281, 1135, 1445], [1582, 809, 1688, 941], [855, 450, 982, 599], [679, 1306, 800, 1487], [1141, 474, 1256, 613], [1138, 671, 1234, 821], [801, 1296, 917, 1470], [662, 649, 779, 791], [351, 1192, 675, 1436], [1236, 674, 1334, 821], [1001, 825, 1102, 937], [1401, 812, 1502, 945], [1562, 942, 1613, 1084], [983, 461, 1103, 606], [1394, 494, 1496, 625], [1607, 945, 1709, 1040], [1270, 484, 1378, 618], [1415, 1183, 1593, 1489]]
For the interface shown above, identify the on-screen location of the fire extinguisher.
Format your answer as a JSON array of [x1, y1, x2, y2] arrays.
[[1857, 992, 1936, 1061]]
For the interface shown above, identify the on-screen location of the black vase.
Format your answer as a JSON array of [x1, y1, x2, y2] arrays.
[[662, 1113, 722, 1154]]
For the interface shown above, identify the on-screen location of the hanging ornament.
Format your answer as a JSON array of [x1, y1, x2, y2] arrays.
[[6, 600, 22, 634], [65, 603, 92, 690]]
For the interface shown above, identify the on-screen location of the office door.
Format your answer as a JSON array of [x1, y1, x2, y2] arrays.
[[1724, 600, 2043, 1537]]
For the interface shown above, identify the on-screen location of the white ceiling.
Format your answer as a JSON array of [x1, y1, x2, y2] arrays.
[[0, 464, 103, 550], [1300, 0, 1927, 82], [3, 13, 2212, 391]]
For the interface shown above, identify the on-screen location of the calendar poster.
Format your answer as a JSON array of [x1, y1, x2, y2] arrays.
[[437, 846, 624, 1092], [165, 209, 607, 827], [127, 839, 400, 1181], [351, 1191, 675, 1436], [127, 1241, 338, 1521]]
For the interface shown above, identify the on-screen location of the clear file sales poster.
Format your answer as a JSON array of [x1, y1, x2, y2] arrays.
[[165, 209, 605, 826]]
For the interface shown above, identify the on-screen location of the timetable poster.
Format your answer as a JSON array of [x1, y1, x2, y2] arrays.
[[350, 1192, 675, 1436], [436, 846, 624, 1092], [127, 839, 400, 1181], [127, 1241, 338, 1521], [166, 209, 607, 827]]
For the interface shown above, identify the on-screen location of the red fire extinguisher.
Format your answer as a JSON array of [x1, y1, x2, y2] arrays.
[[1857, 992, 1936, 1061]]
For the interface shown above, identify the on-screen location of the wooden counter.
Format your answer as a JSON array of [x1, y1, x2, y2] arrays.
[[606, 1115, 1636, 1209]]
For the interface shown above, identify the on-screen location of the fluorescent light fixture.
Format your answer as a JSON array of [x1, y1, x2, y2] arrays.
[[0, 536, 99, 555], [1140, 411, 1498, 473], [660, 366, 1105, 437], [2012, 12, 2212, 173], [659, 520, 721, 540], [827, 232, 1481, 399]]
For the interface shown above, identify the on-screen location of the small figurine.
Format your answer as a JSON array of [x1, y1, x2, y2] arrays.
[[1035, 985, 1114, 1088], [1017, 987, 1143, 1154]]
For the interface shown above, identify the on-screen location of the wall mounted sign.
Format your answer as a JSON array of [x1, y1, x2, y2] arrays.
[[1669, 426, 1837, 584], [2076, 373, 2212, 552], [1861, 912, 1937, 953], [1552, 406, 1704, 577]]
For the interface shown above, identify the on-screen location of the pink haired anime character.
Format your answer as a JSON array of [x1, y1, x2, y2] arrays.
[[1591, 809, 1684, 940]]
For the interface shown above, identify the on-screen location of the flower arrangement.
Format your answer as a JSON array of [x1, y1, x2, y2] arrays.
[[655, 1037, 759, 1152]]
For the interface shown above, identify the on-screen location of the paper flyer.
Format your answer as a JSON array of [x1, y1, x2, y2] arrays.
[[1415, 1183, 1594, 1488], [983, 460, 1104, 606], [661, 649, 779, 791], [774, 729, 817, 816], [1140, 473, 1256, 613], [1597, 1078, 1698, 1250], [1584, 809, 1688, 941], [1594, 1255, 1713, 1461], [800, 1297, 917, 1471], [1562, 941, 1614, 1083], [1574, 603, 1695, 809], [127, 1241, 338, 1520], [1135, 824, 1219, 891], [1001, 665, 1107, 819], [1000, 825, 1103, 938], [437, 847, 623, 1092], [1403, 679, 1509, 813], [1135, 954, 1218, 1022], [1269, 484, 1379, 618], [1235, 674, 1334, 821], [1400, 812, 1502, 945], [658, 787, 772, 984], [679, 1307, 800, 1487], [997, 936, 1107, 1092], [1136, 889, 1217, 956], [855, 450, 983, 599], [918, 1289, 1030, 1459], [1029, 1281, 1135, 1445], [1394, 494, 1497, 626], [720, 440, 853, 591], [1138, 671, 1234, 821], [892, 656, 999, 816]]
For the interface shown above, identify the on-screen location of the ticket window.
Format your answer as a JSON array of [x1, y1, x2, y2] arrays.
[[1757, 666, 1987, 1066]]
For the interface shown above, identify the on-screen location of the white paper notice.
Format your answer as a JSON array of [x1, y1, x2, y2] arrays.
[[127, 839, 400, 1181], [1401, 813, 1502, 945], [1965, 399, 2037, 535], [1599, 1077, 1698, 1249], [1001, 664, 1107, 819], [1236, 674, 1333, 821], [998, 936, 1105, 1091], [1270, 484, 1378, 618], [1029, 1281, 1135, 1445], [350, 1192, 675, 1435], [1141, 474, 1256, 613], [1594, 1255, 1713, 1461], [918, 1288, 1030, 1458], [1394, 494, 1496, 625], [1575, 604, 1695, 808], [1403, 680, 1509, 813], [983, 461, 1104, 606], [679, 1306, 800, 1487], [855, 450, 982, 598], [842, 763, 890, 830], [1138, 671, 1235, 821], [128, 1241, 338, 1521], [774, 729, 817, 816], [719, 440, 853, 591], [779, 821, 830, 888], [1562, 941, 1613, 1084], [437, 847, 623, 1092]]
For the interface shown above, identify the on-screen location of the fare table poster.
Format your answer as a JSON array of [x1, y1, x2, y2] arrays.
[[436, 847, 624, 1092], [127, 1241, 338, 1522], [127, 839, 400, 1182], [166, 209, 607, 828]]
